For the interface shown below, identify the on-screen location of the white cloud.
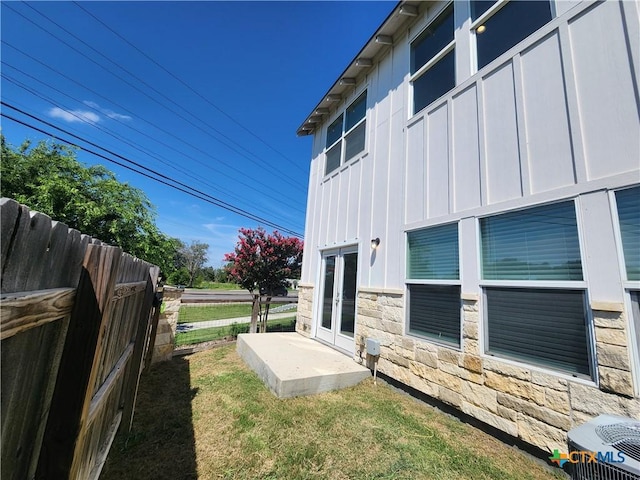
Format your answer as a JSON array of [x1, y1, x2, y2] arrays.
[[83, 101, 132, 121], [48, 107, 100, 124]]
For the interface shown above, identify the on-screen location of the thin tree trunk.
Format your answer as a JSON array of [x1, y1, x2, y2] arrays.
[[250, 293, 259, 333], [261, 296, 271, 333]]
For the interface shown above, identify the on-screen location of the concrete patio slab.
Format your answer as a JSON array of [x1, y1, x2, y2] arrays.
[[237, 332, 370, 398]]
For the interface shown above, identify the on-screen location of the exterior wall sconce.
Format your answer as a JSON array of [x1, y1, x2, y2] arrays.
[[371, 238, 380, 249]]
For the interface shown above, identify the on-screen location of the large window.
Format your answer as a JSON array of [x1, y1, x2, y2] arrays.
[[615, 186, 640, 281], [325, 91, 367, 175], [471, 1, 552, 70], [410, 4, 455, 114], [407, 223, 461, 347], [480, 201, 592, 377]]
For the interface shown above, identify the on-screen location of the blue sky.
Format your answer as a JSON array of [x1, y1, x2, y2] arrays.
[[1, 1, 394, 266]]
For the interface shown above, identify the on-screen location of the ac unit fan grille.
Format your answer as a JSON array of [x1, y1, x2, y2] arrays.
[[596, 423, 640, 463], [568, 441, 640, 480]]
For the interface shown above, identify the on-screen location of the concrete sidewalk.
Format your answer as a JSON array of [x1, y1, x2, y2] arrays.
[[177, 312, 295, 332]]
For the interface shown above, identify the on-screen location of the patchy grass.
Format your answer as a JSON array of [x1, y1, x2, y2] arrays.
[[175, 317, 297, 346], [103, 345, 564, 480], [178, 304, 298, 324]]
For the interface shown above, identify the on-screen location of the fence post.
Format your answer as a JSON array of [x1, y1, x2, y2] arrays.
[[121, 267, 160, 432], [36, 244, 121, 480], [144, 287, 164, 370]]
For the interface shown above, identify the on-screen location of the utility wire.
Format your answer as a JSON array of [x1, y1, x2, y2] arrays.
[[1, 44, 306, 212], [1, 104, 304, 237], [73, 0, 309, 176], [1, 67, 306, 217], [8, 2, 308, 193]]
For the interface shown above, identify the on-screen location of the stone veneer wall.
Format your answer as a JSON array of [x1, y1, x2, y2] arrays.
[[355, 288, 640, 454], [151, 286, 183, 363], [295, 283, 314, 337]]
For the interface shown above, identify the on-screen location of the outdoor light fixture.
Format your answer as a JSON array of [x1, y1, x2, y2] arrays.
[[371, 238, 380, 249], [399, 5, 418, 16], [375, 34, 393, 45], [340, 77, 356, 86], [315, 107, 329, 115], [355, 58, 373, 67], [326, 94, 342, 102], [476, 25, 486, 34]]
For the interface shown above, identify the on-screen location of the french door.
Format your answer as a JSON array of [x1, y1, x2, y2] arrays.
[[316, 247, 358, 353]]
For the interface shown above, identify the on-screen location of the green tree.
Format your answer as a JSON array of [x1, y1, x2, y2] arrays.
[[224, 228, 303, 333], [1, 136, 179, 276], [176, 240, 209, 287]]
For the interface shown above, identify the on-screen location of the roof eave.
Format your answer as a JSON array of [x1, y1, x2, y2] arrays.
[[296, 1, 425, 137]]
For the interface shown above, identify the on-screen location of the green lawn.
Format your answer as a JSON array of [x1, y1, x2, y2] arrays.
[[178, 304, 254, 323], [175, 317, 296, 346], [178, 304, 297, 324], [103, 345, 564, 480]]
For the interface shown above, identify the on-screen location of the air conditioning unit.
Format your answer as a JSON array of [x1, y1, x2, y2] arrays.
[[567, 414, 640, 480]]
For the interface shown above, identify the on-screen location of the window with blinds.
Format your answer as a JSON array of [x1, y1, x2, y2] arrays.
[[407, 223, 461, 347], [615, 187, 640, 281], [480, 201, 583, 280], [486, 287, 590, 376], [480, 201, 592, 377]]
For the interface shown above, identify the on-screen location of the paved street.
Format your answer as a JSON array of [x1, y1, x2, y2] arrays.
[[181, 288, 298, 304]]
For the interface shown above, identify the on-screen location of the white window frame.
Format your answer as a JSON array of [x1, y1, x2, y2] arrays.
[[478, 199, 597, 381], [405, 221, 462, 349], [610, 187, 640, 395], [409, 2, 456, 117], [324, 89, 367, 177], [469, 0, 557, 74]]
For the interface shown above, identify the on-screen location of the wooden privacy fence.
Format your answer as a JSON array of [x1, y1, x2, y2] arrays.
[[1, 198, 162, 480]]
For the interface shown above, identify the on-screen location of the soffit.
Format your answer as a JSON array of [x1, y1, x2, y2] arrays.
[[296, 1, 426, 137]]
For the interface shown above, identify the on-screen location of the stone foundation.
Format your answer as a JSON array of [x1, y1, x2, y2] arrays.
[[151, 286, 183, 363], [295, 283, 314, 337], [354, 290, 640, 454]]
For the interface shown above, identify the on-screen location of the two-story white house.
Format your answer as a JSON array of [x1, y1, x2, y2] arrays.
[[296, 0, 639, 454]]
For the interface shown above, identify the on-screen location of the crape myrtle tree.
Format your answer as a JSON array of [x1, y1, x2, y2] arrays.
[[0, 136, 181, 277], [224, 227, 303, 333]]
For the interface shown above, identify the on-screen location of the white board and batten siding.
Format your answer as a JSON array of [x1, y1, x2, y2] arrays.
[[302, 0, 640, 303]]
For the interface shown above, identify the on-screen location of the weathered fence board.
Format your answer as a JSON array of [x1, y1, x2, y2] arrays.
[[1, 198, 161, 480], [0, 287, 76, 340]]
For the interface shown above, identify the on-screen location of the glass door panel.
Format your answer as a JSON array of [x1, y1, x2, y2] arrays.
[[322, 256, 336, 330], [316, 247, 359, 354], [339, 252, 358, 337]]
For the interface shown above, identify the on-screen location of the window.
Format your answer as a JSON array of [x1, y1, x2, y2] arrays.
[[472, 1, 552, 70], [410, 4, 455, 114], [407, 223, 461, 346], [480, 201, 592, 377], [325, 92, 367, 175], [615, 187, 640, 281]]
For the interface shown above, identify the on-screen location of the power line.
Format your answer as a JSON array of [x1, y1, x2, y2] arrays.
[[1, 67, 306, 218], [73, 0, 309, 176], [0, 44, 306, 213], [6, 2, 308, 193], [1, 104, 304, 237]]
